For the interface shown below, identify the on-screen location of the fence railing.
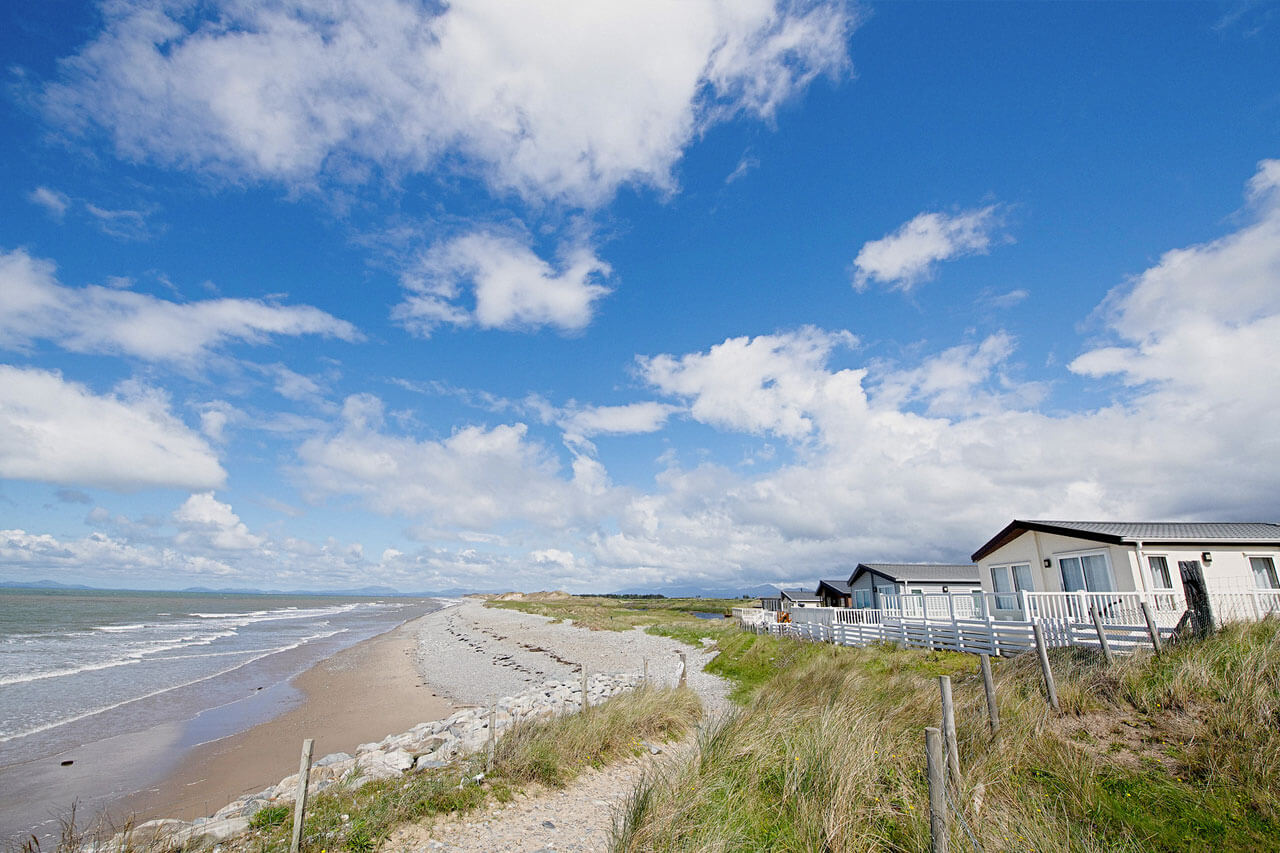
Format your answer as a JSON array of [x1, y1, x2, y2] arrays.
[[1022, 590, 1186, 628], [750, 586, 1280, 658]]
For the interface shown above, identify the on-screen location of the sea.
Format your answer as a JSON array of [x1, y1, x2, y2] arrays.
[[0, 588, 443, 843]]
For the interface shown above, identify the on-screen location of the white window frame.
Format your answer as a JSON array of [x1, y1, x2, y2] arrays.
[[990, 562, 1033, 610], [1055, 548, 1115, 593], [1247, 554, 1280, 590], [1146, 554, 1174, 591]]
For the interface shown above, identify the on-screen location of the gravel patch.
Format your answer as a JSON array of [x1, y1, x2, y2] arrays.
[[414, 598, 731, 720], [395, 598, 734, 852]]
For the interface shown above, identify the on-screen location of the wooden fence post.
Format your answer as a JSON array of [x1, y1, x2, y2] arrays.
[[1139, 602, 1163, 654], [938, 676, 961, 787], [289, 738, 314, 853], [642, 657, 649, 685], [925, 727, 949, 853], [979, 654, 1000, 736], [581, 665, 590, 710], [1089, 605, 1115, 666], [488, 705, 497, 755], [678, 651, 688, 688], [1031, 621, 1060, 712]]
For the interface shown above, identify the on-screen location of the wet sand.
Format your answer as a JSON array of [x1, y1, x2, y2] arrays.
[[115, 614, 454, 824]]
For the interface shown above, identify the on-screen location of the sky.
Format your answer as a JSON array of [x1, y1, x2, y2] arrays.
[[1, 1, 1278, 593]]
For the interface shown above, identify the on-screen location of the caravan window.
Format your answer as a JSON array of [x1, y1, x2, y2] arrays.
[[1148, 556, 1173, 590], [1252, 557, 1280, 590], [1059, 552, 1113, 593], [991, 563, 1032, 610]]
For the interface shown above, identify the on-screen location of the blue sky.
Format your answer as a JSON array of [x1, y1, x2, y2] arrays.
[[1, 1, 1278, 592]]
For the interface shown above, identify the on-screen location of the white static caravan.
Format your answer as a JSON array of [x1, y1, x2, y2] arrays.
[[847, 563, 981, 610], [971, 520, 1280, 621]]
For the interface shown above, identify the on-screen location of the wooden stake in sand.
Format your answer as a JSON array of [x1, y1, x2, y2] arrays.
[[581, 665, 589, 710], [643, 657, 649, 685], [1031, 621, 1060, 711], [938, 676, 960, 787], [925, 727, 948, 853], [290, 738, 314, 853], [677, 651, 687, 688], [979, 654, 1000, 736], [1089, 605, 1115, 666]]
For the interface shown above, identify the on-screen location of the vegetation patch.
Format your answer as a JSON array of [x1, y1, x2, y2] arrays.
[[232, 685, 700, 853], [611, 619, 1280, 852]]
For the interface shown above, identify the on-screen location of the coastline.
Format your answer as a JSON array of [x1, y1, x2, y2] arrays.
[[114, 611, 456, 825]]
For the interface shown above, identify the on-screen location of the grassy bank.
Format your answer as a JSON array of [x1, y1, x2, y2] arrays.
[[612, 619, 1280, 852], [17, 686, 699, 853], [241, 685, 699, 853], [487, 594, 744, 636]]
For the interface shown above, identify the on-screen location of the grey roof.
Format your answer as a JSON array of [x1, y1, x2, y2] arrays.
[[972, 519, 1280, 561], [1031, 521, 1280, 541], [852, 563, 980, 584], [816, 578, 852, 594], [780, 588, 821, 601]]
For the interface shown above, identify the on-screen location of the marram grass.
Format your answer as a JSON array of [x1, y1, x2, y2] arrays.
[[611, 619, 1280, 853]]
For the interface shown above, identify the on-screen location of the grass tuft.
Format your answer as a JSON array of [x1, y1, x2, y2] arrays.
[[612, 619, 1280, 852]]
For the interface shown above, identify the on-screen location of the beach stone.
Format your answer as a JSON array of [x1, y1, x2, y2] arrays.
[[384, 749, 415, 771], [126, 818, 189, 848], [181, 816, 249, 844], [316, 751, 353, 767], [415, 757, 448, 770]]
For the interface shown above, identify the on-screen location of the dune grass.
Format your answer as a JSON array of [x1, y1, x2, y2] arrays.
[[235, 684, 702, 853], [611, 619, 1280, 852], [487, 595, 742, 634], [14, 686, 700, 853]]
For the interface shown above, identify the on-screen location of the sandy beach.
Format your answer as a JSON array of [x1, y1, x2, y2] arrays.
[[4, 596, 730, 852], [115, 612, 455, 825]]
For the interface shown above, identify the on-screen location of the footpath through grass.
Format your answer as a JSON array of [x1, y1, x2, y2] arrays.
[[612, 619, 1280, 853], [238, 685, 700, 853]]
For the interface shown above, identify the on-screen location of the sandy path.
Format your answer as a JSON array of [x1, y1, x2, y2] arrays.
[[389, 599, 731, 852]]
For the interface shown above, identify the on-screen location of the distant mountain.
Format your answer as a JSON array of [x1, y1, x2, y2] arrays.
[[0, 579, 95, 590]]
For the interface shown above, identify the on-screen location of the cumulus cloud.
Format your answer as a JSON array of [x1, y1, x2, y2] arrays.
[[28, 186, 70, 220], [394, 231, 610, 335], [298, 393, 615, 532], [639, 327, 860, 441], [45, 0, 854, 206], [174, 492, 265, 550], [0, 528, 239, 577], [0, 366, 225, 490], [852, 205, 1004, 292], [0, 248, 360, 363]]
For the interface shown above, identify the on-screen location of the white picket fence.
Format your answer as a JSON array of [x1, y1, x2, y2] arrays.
[[749, 587, 1280, 657]]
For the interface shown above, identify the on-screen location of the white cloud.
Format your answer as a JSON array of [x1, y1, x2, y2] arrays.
[[0, 248, 360, 363], [0, 528, 239, 577], [45, 0, 855, 206], [639, 327, 860, 441], [559, 402, 679, 441], [298, 393, 615, 532], [28, 186, 70, 220], [84, 203, 152, 240], [0, 365, 226, 490], [174, 492, 265, 550], [852, 205, 1004, 292], [394, 231, 611, 335]]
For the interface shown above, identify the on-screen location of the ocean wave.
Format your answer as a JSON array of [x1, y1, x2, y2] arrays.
[[0, 628, 346, 742]]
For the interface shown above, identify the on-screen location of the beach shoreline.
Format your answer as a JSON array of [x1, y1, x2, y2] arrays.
[[113, 610, 457, 826]]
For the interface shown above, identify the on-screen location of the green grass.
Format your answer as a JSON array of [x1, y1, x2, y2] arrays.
[[487, 595, 742, 634], [611, 618, 1280, 852], [232, 685, 701, 853]]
